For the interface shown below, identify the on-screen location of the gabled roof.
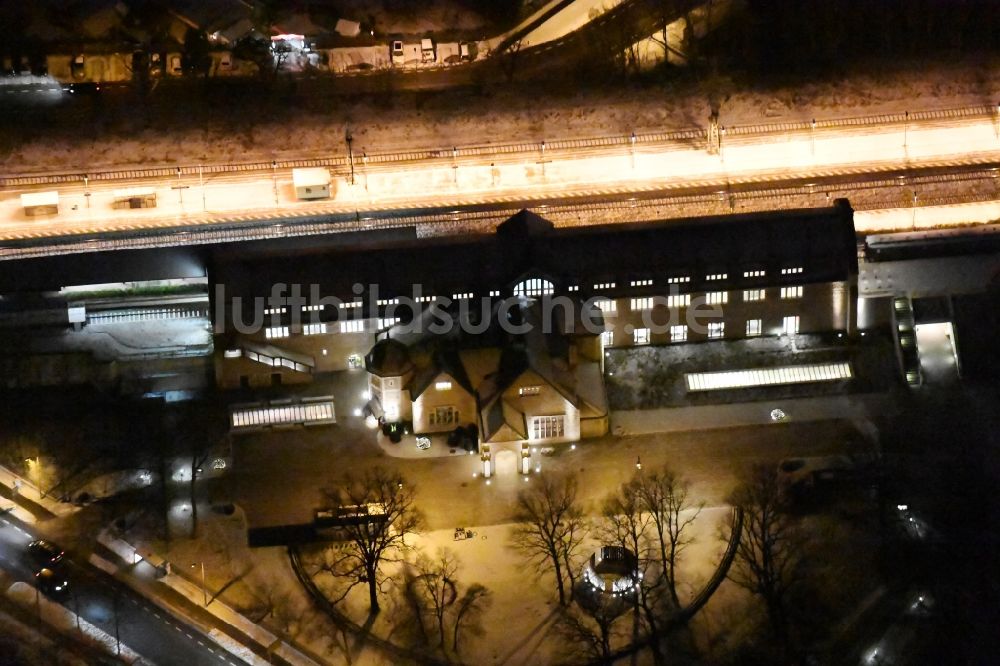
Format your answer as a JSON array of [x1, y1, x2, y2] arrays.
[[365, 338, 412, 376], [481, 397, 527, 443], [410, 350, 475, 399]]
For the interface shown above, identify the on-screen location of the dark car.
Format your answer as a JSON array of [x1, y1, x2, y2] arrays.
[[67, 82, 102, 95], [27, 539, 64, 566], [35, 566, 70, 597]]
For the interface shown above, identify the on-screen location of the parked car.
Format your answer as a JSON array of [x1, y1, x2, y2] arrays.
[[35, 566, 70, 597], [420, 38, 435, 63], [27, 539, 64, 567], [391, 40, 404, 65]]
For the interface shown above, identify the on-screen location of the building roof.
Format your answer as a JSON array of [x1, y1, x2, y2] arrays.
[[212, 202, 858, 307], [365, 338, 412, 376]]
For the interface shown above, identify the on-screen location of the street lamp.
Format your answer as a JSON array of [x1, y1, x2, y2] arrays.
[[635, 456, 642, 471], [191, 562, 207, 606], [25, 457, 44, 499]]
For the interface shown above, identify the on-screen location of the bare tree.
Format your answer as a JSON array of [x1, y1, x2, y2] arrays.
[[600, 477, 666, 663], [727, 463, 804, 650], [510, 473, 587, 606], [494, 37, 525, 83], [319, 467, 423, 614], [637, 466, 702, 608], [555, 594, 629, 664]]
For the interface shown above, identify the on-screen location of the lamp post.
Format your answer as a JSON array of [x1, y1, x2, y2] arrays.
[[191, 562, 207, 606], [25, 457, 44, 499]]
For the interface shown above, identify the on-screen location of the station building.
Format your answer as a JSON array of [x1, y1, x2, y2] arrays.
[[211, 200, 859, 432]]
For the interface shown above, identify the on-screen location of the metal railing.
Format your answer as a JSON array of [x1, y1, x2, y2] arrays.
[[1, 104, 994, 189]]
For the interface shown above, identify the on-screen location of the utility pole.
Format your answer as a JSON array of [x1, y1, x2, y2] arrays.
[[346, 129, 355, 186], [271, 160, 278, 206], [903, 111, 910, 152], [629, 131, 636, 170], [192, 562, 207, 606], [537, 140, 550, 179], [707, 112, 720, 155], [810, 118, 817, 157], [199, 163, 205, 211], [114, 590, 121, 657]]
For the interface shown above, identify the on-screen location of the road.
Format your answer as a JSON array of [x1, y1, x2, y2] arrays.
[[0, 513, 245, 665]]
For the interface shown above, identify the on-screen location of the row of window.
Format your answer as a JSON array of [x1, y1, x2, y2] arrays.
[[258, 271, 807, 318], [607, 315, 801, 346], [619, 287, 803, 313]]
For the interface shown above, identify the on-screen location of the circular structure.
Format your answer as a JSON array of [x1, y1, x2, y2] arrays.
[[582, 545, 639, 597]]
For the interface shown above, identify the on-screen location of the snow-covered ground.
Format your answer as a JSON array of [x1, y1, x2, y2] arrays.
[[2, 59, 996, 175]]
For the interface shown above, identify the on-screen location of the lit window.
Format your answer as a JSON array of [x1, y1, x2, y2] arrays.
[[595, 298, 617, 313], [339, 319, 364, 333], [630, 297, 653, 311], [435, 381, 453, 391], [706, 273, 728, 281], [341, 299, 362, 310], [416, 295, 437, 303], [670, 325, 687, 342], [593, 282, 616, 290], [634, 327, 650, 345], [224, 349, 241, 358], [303, 323, 328, 335], [781, 286, 803, 299], [531, 415, 565, 439], [429, 406, 459, 426], [783, 316, 800, 335], [746, 319, 762, 337], [302, 304, 325, 312], [667, 294, 690, 307], [378, 317, 400, 329], [514, 278, 553, 297], [265, 326, 289, 339], [630, 279, 653, 287], [489, 290, 500, 297], [263, 306, 286, 315], [667, 275, 690, 284], [452, 292, 473, 300], [708, 322, 725, 339], [744, 289, 766, 302], [377, 298, 399, 306], [601, 330, 613, 347], [705, 291, 728, 305], [519, 386, 541, 396], [743, 270, 766, 278], [568, 285, 579, 292], [781, 267, 804, 275]]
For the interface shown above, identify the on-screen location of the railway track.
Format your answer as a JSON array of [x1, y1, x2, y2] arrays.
[[1, 161, 997, 261]]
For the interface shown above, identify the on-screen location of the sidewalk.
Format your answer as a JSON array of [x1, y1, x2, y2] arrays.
[[0, 462, 325, 666], [611, 393, 886, 439]]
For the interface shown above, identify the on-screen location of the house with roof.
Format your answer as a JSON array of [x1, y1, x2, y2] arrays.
[[364, 298, 608, 445]]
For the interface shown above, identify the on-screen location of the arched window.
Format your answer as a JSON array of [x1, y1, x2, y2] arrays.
[[513, 278, 554, 297]]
